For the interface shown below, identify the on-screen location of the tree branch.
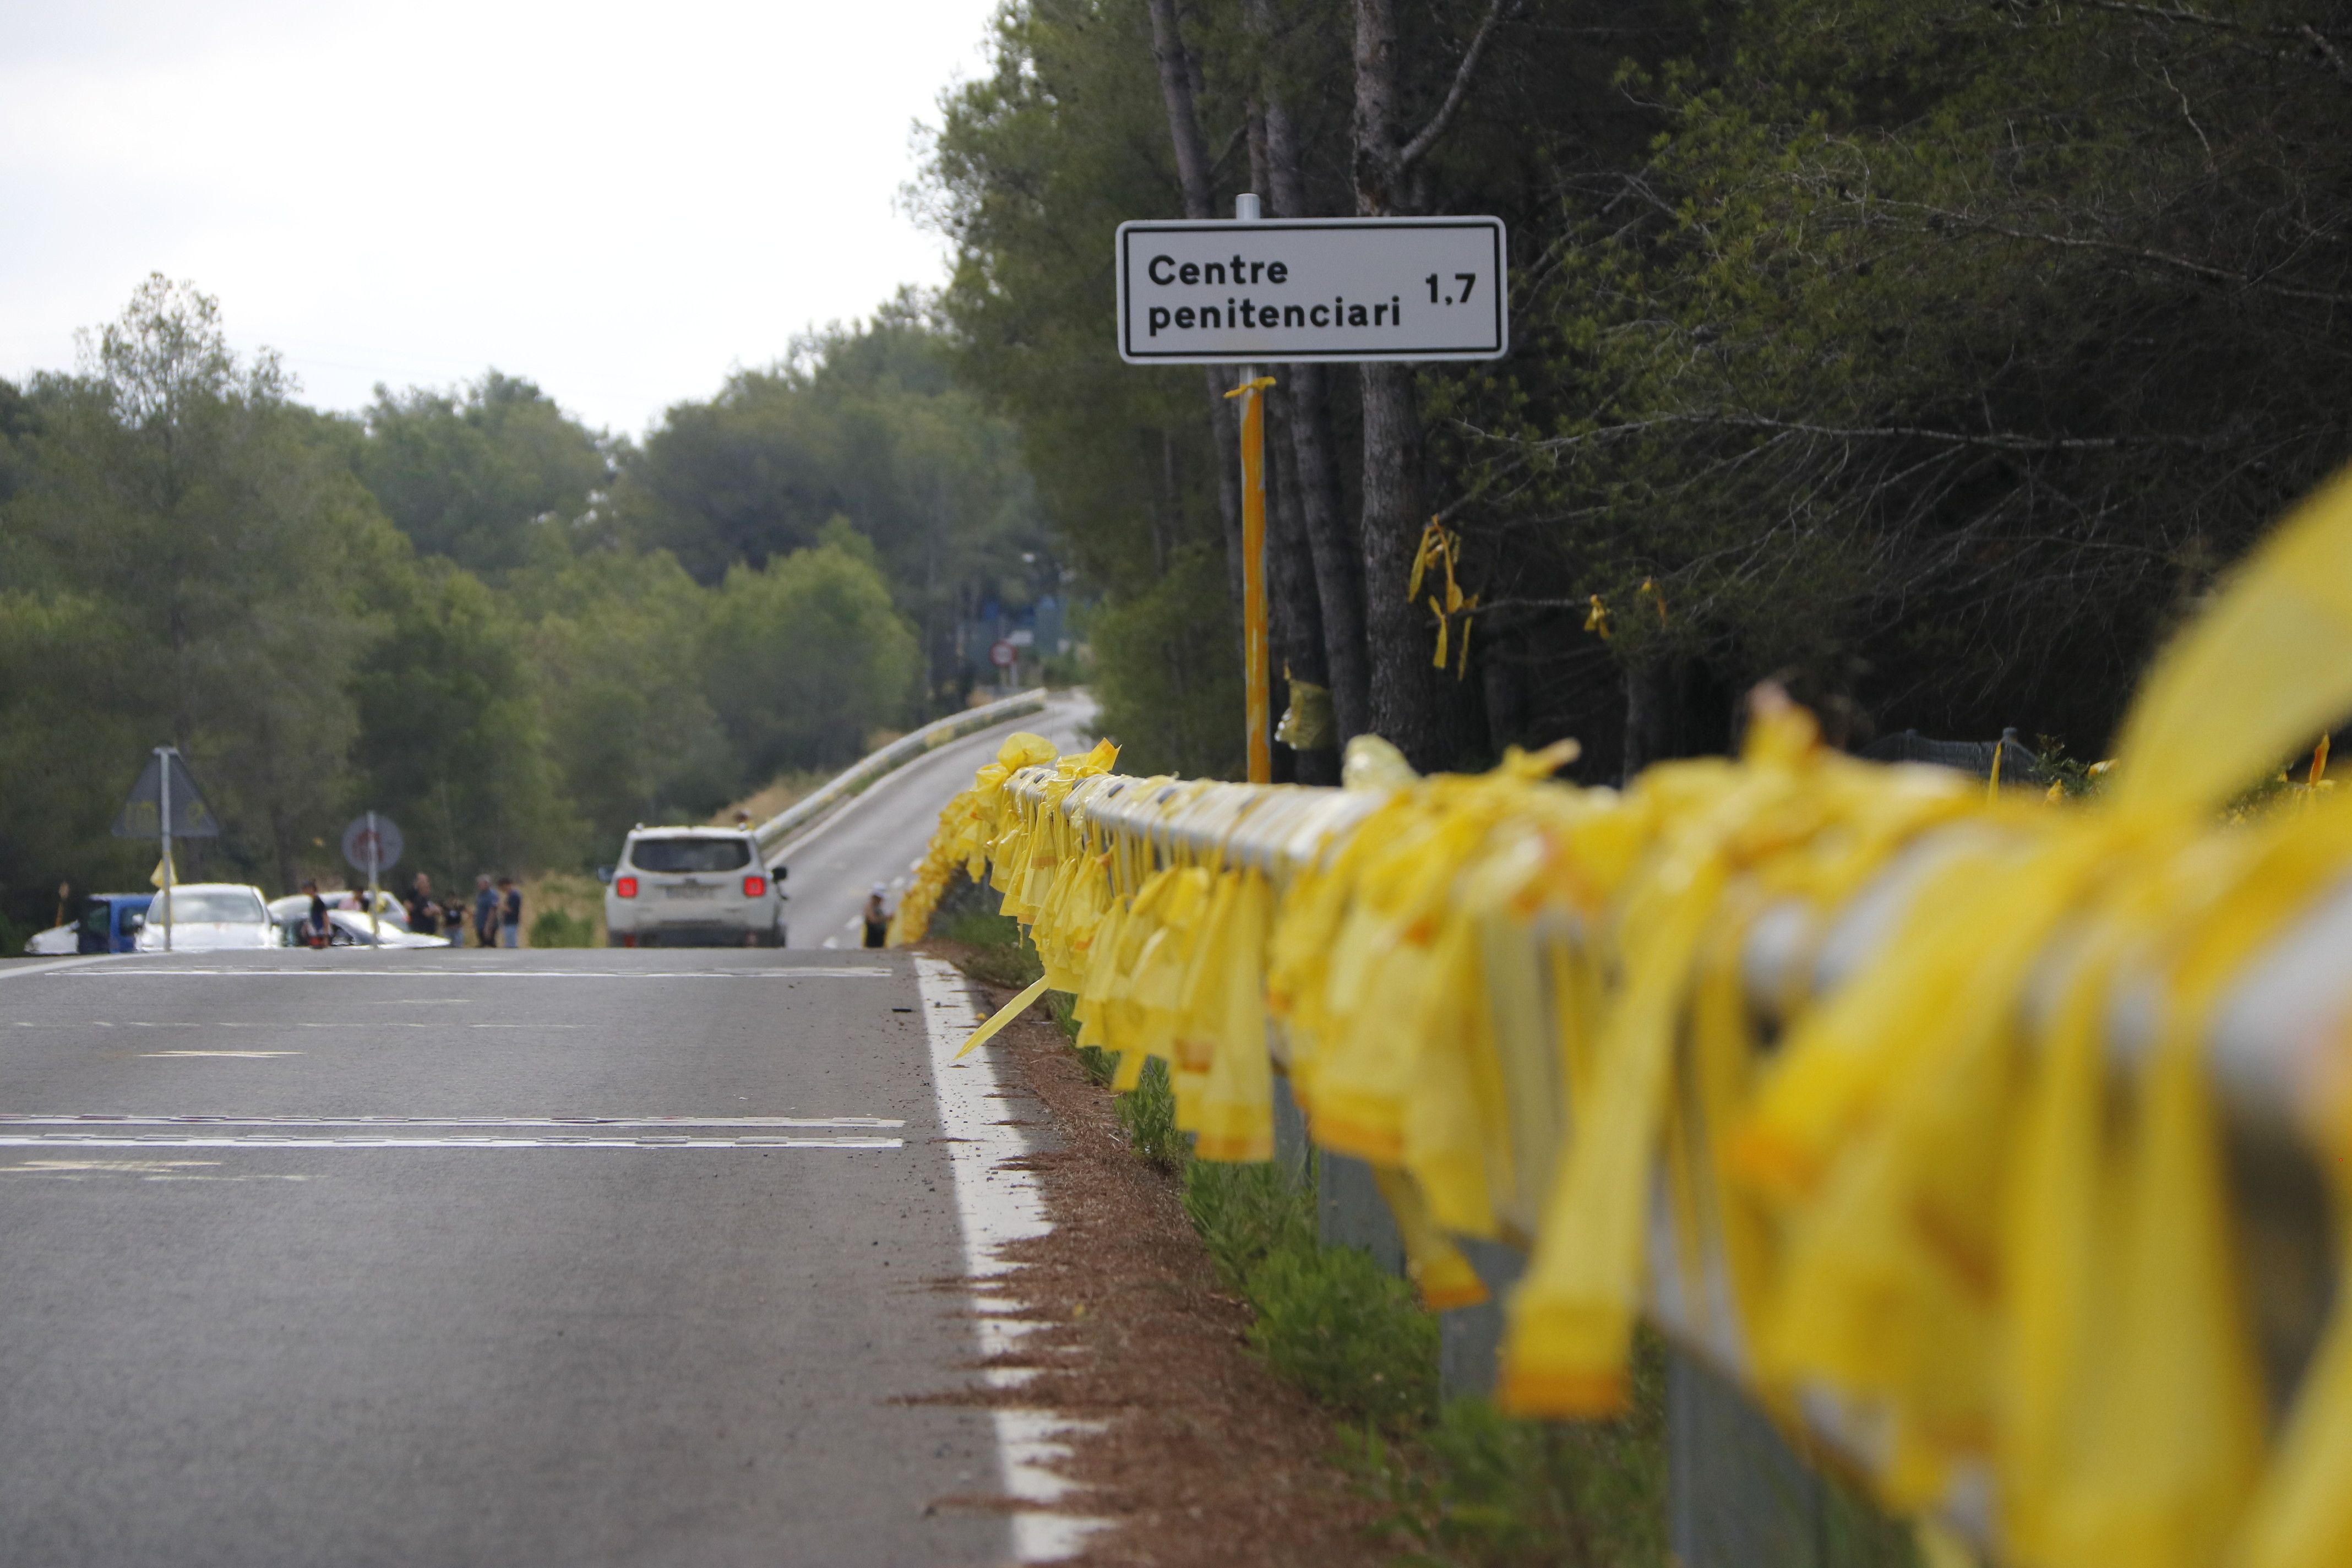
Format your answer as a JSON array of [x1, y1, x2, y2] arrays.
[[1875, 202, 2352, 305], [1397, 0, 1519, 172], [1489, 411, 2235, 455]]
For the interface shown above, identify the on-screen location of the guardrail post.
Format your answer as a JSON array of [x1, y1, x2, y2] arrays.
[[1438, 1237, 1524, 1397], [1670, 1348, 1828, 1567], [1316, 1151, 1406, 1276], [1270, 1069, 1309, 1183]]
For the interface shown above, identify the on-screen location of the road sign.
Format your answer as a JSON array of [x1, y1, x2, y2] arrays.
[[342, 813, 404, 875], [989, 639, 1018, 670], [112, 750, 220, 838], [1115, 215, 1507, 364]]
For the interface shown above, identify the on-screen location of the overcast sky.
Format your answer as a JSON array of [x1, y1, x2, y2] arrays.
[[1, 0, 1003, 437]]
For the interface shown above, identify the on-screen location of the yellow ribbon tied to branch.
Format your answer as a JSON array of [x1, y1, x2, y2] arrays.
[[1408, 518, 1479, 679]]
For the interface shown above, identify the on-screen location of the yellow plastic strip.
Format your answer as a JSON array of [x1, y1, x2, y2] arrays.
[[955, 974, 1051, 1060]]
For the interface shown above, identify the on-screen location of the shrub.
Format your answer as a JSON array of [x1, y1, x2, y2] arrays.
[[1246, 1242, 1440, 1431], [529, 908, 595, 948], [1184, 1157, 1316, 1292], [1118, 1055, 1184, 1170]]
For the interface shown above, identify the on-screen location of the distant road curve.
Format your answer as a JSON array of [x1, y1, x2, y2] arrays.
[[779, 690, 1098, 950]]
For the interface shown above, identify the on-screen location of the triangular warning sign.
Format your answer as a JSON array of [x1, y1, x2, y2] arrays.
[[113, 750, 221, 839]]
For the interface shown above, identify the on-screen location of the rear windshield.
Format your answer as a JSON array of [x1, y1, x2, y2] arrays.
[[628, 836, 752, 873], [153, 889, 266, 924]]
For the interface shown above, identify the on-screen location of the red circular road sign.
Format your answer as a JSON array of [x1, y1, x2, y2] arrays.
[[988, 639, 1017, 669], [341, 813, 404, 874]]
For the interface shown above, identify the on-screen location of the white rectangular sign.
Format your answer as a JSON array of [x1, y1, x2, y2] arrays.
[[1115, 216, 1507, 364]]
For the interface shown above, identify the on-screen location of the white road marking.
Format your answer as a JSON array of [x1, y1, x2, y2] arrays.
[[13, 1021, 587, 1031], [0, 1158, 315, 1182], [0, 1114, 905, 1129], [141, 1051, 301, 1059], [916, 955, 1109, 1562], [0, 956, 125, 982], [56, 967, 892, 980], [0, 1134, 902, 1150]]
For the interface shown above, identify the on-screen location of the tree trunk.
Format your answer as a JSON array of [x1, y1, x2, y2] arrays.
[[1351, 0, 1482, 767], [1147, 0, 1248, 624], [1248, 0, 1372, 745], [1268, 380, 1339, 784]]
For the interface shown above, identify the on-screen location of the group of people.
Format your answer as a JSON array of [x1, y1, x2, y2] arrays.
[[290, 872, 522, 948]]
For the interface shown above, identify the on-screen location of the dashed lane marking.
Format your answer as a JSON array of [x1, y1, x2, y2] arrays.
[[0, 1114, 905, 1129], [140, 1051, 301, 1059], [47, 966, 893, 980], [0, 1134, 902, 1150]]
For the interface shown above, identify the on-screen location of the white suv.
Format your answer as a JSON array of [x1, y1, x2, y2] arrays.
[[602, 827, 785, 948]]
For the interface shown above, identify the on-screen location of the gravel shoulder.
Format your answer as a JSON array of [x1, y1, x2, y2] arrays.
[[921, 940, 1392, 1568]]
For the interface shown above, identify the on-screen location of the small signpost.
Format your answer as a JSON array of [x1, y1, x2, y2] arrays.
[[1115, 215, 1507, 365], [112, 747, 219, 954], [988, 639, 1017, 684], [341, 813, 403, 945], [1116, 204, 1510, 779]]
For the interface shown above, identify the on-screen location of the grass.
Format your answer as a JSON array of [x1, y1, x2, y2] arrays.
[[529, 908, 596, 948], [520, 872, 605, 948], [1185, 1156, 1438, 1431], [1343, 1346, 1670, 1568], [933, 863, 1909, 1567]]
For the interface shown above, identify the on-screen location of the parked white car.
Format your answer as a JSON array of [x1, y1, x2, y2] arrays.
[[265, 896, 449, 948], [25, 923, 78, 956], [602, 827, 783, 947], [134, 884, 277, 952]]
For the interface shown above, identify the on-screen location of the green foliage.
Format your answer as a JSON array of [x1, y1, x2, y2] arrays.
[[1348, 1356, 1670, 1568], [528, 907, 596, 948], [1248, 1242, 1441, 1431], [1117, 1055, 1185, 1170], [348, 558, 580, 885], [0, 276, 407, 897], [609, 293, 1058, 711], [506, 534, 737, 847], [1180, 1151, 1440, 1430], [1088, 548, 1244, 779], [0, 279, 999, 928], [1183, 1157, 1317, 1293], [357, 371, 608, 578], [922, 1, 1245, 772], [704, 538, 922, 778]]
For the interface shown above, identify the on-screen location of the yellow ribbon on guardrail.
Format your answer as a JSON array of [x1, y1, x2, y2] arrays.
[[890, 467, 2352, 1568]]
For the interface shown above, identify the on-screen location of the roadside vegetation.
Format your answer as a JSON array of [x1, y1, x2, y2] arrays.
[[935, 881, 1703, 1566], [0, 281, 1064, 949]]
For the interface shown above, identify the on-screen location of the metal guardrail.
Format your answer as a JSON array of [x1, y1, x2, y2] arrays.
[[751, 689, 1052, 862], [919, 746, 2351, 1568]]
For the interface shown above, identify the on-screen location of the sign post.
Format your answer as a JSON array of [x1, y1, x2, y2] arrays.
[[112, 747, 220, 954], [158, 750, 172, 952], [341, 814, 404, 946], [1117, 205, 1507, 775]]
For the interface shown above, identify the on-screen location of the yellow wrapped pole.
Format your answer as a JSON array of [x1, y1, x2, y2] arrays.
[[1227, 373, 1277, 785]]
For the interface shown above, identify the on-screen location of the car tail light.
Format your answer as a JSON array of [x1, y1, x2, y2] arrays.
[[742, 874, 767, 898], [616, 876, 638, 899]]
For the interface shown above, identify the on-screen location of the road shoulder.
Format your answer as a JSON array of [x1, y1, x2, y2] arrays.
[[921, 943, 1390, 1568]]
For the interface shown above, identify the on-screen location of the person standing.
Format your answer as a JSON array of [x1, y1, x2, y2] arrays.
[[498, 876, 522, 949], [404, 874, 442, 938], [472, 875, 499, 948], [862, 883, 890, 949], [300, 880, 331, 948]]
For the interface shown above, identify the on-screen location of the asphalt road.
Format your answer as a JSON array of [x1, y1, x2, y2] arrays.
[[0, 954, 1013, 1564], [780, 691, 1097, 950]]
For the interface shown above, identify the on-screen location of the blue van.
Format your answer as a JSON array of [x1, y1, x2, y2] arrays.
[[79, 893, 155, 954]]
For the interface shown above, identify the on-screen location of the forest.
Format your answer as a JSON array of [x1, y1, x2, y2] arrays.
[[0, 280, 1055, 945], [923, 0, 2352, 784], [11, 0, 2349, 941]]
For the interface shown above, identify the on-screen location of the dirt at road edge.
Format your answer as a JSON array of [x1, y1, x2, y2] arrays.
[[915, 945, 1394, 1568]]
